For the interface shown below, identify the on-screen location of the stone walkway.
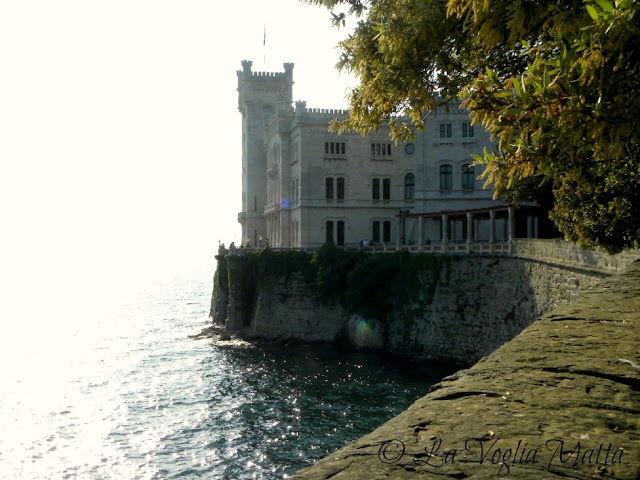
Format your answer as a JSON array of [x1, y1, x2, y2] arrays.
[[293, 260, 640, 479]]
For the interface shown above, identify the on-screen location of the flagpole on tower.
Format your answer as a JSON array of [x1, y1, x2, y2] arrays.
[[263, 23, 266, 68]]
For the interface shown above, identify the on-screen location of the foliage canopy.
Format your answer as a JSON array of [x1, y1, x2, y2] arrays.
[[303, 0, 640, 252]]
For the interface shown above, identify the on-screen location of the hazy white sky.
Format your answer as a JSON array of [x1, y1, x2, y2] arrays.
[[1, 0, 356, 323]]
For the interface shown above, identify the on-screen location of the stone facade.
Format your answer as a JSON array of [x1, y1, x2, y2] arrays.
[[236, 60, 508, 249]]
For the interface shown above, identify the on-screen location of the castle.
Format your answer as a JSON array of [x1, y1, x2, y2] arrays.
[[236, 60, 537, 250]]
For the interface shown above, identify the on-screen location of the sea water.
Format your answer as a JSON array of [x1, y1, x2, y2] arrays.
[[0, 264, 457, 479]]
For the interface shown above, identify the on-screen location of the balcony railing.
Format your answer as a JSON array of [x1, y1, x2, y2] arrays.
[[217, 241, 513, 257]]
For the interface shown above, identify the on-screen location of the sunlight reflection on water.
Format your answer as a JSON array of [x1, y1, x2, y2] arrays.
[[0, 266, 457, 479]]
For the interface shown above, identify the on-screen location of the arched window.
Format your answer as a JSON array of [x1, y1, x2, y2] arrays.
[[337, 221, 345, 245], [372, 221, 380, 242], [326, 220, 334, 243], [404, 173, 415, 200], [372, 178, 380, 200], [336, 177, 345, 200], [383, 221, 391, 243], [325, 177, 334, 200], [440, 165, 452, 190], [462, 164, 475, 190]]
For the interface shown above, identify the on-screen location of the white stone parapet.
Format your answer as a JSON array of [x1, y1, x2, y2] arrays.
[[216, 240, 640, 271], [512, 239, 640, 272]]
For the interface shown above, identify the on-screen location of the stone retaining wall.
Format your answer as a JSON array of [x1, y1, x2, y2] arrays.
[[292, 260, 640, 479], [210, 241, 638, 365], [383, 256, 606, 364], [512, 239, 640, 272]]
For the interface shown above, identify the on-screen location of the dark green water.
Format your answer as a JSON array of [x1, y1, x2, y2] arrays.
[[200, 342, 459, 478]]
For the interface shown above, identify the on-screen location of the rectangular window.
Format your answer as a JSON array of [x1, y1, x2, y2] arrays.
[[462, 123, 475, 138], [383, 221, 391, 243], [325, 177, 334, 200], [440, 123, 452, 138], [337, 221, 345, 246], [326, 221, 334, 244], [383, 178, 390, 200], [325, 142, 346, 156], [372, 221, 380, 243], [370, 143, 393, 157], [337, 177, 345, 200], [372, 178, 380, 200]]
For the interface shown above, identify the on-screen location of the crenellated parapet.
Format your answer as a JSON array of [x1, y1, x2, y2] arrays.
[[294, 105, 349, 121], [306, 107, 348, 116], [264, 100, 349, 129], [237, 60, 295, 82]]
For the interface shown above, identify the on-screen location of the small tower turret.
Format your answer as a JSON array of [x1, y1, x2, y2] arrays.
[[283, 62, 294, 81], [241, 59, 253, 78]]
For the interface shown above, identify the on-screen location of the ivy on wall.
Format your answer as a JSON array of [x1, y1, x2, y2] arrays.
[[222, 243, 448, 323]]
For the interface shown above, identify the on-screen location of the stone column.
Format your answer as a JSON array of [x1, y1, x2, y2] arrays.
[[534, 216, 539, 239], [466, 212, 473, 249], [396, 218, 402, 246], [442, 214, 448, 250], [527, 215, 533, 239], [489, 210, 496, 253], [418, 216, 424, 247], [508, 206, 515, 242]]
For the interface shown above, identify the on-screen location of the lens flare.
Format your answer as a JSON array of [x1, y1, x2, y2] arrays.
[[353, 316, 372, 338]]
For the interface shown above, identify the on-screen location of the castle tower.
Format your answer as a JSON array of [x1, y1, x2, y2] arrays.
[[237, 60, 294, 247]]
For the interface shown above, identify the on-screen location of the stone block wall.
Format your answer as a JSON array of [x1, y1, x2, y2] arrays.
[[512, 238, 640, 271], [250, 273, 345, 342], [209, 242, 638, 364], [384, 257, 606, 364]]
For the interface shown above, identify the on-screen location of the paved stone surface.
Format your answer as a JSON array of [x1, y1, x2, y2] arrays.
[[293, 261, 640, 479]]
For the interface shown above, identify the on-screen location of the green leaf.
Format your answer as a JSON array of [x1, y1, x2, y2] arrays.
[[512, 77, 521, 95], [586, 4, 599, 20], [542, 70, 550, 89], [595, 0, 614, 12]]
